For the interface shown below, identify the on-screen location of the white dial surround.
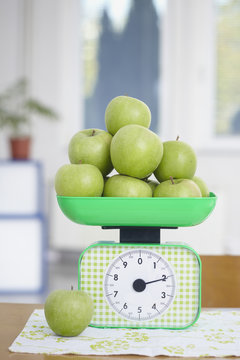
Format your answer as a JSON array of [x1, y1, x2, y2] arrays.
[[103, 248, 177, 322]]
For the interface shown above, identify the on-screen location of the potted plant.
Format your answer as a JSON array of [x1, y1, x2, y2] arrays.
[[0, 78, 58, 159]]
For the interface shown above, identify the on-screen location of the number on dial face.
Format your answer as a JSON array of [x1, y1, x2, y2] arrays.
[[103, 249, 176, 321]]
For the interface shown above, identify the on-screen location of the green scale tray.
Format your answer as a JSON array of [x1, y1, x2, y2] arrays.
[[57, 192, 217, 228]]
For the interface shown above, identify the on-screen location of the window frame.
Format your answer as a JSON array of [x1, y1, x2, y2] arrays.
[[160, 0, 240, 152]]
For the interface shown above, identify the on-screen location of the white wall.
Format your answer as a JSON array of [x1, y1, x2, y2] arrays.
[[0, 0, 82, 178], [27, 0, 83, 182], [0, 0, 24, 156], [0, 0, 240, 255]]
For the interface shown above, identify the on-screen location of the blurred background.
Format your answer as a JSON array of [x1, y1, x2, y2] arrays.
[[0, 0, 239, 303]]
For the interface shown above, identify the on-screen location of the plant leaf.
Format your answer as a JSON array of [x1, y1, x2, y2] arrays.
[[0, 78, 27, 103], [24, 99, 58, 119]]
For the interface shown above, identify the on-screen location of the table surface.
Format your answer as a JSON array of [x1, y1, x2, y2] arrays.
[[0, 302, 238, 360]]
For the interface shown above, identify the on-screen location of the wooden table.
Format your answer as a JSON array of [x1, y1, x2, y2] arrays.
[[0, 302, 237, 360]]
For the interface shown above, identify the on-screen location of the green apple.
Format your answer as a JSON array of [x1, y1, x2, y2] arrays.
[[154, 138, 197, 182], [44, 288, 94, 337], [105, 95, 151, 135], [192, 176, 209, 197], [103, 174, 152, 197], [110, 124, 163, 179], [154, 177, 202, 197], [68, 129, 113, 177], [55, 163, 104, 197]]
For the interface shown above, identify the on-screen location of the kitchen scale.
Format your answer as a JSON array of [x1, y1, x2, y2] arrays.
[[57, 193, 217, 330]]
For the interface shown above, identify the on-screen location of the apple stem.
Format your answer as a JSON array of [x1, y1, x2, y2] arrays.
[[92, 129, 96, 136], [176, 135, 180, 141], [71, 285, 73, 290], [79, 160, 82, 164], [170, 176, 175, 185]]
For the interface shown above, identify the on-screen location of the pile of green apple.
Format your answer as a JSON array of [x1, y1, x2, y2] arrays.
[[55, 95, 209, 198]]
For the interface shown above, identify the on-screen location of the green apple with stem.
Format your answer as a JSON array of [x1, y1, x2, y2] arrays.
[[110, 124, 163, 179], [44, 286, 94, 337], [68, 129, 113, 177], [192, 176, 209, 197], [55, 163, 104, 197], [154, 136, 197, 182], [154, 176, 202, 197], [105, 95, 151, 135], [103, 174, 152, 197]]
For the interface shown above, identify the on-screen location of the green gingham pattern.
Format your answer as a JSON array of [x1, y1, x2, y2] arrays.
[[78, 243, 201, 329]]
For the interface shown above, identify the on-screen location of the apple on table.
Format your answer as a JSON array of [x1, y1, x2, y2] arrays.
[[105, 95, 151, 135], [44, 287, 94, 336]]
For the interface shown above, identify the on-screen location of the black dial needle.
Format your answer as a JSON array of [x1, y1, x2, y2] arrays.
[[145, 277, 167, 285], [133, 276, 167, 292]]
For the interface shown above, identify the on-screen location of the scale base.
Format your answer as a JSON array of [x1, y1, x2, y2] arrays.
[[78, 241, 201, 329]]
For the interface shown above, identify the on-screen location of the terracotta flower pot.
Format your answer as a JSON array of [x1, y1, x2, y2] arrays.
[[10, 136, 31, 159]]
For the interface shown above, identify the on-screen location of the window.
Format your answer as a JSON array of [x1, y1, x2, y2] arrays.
[[82, 0, 166, 133], [215, 0, 240, 135], [158, 0, 240, 149]]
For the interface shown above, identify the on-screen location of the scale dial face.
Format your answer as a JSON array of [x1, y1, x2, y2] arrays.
[[103, 248, 176, 322]]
